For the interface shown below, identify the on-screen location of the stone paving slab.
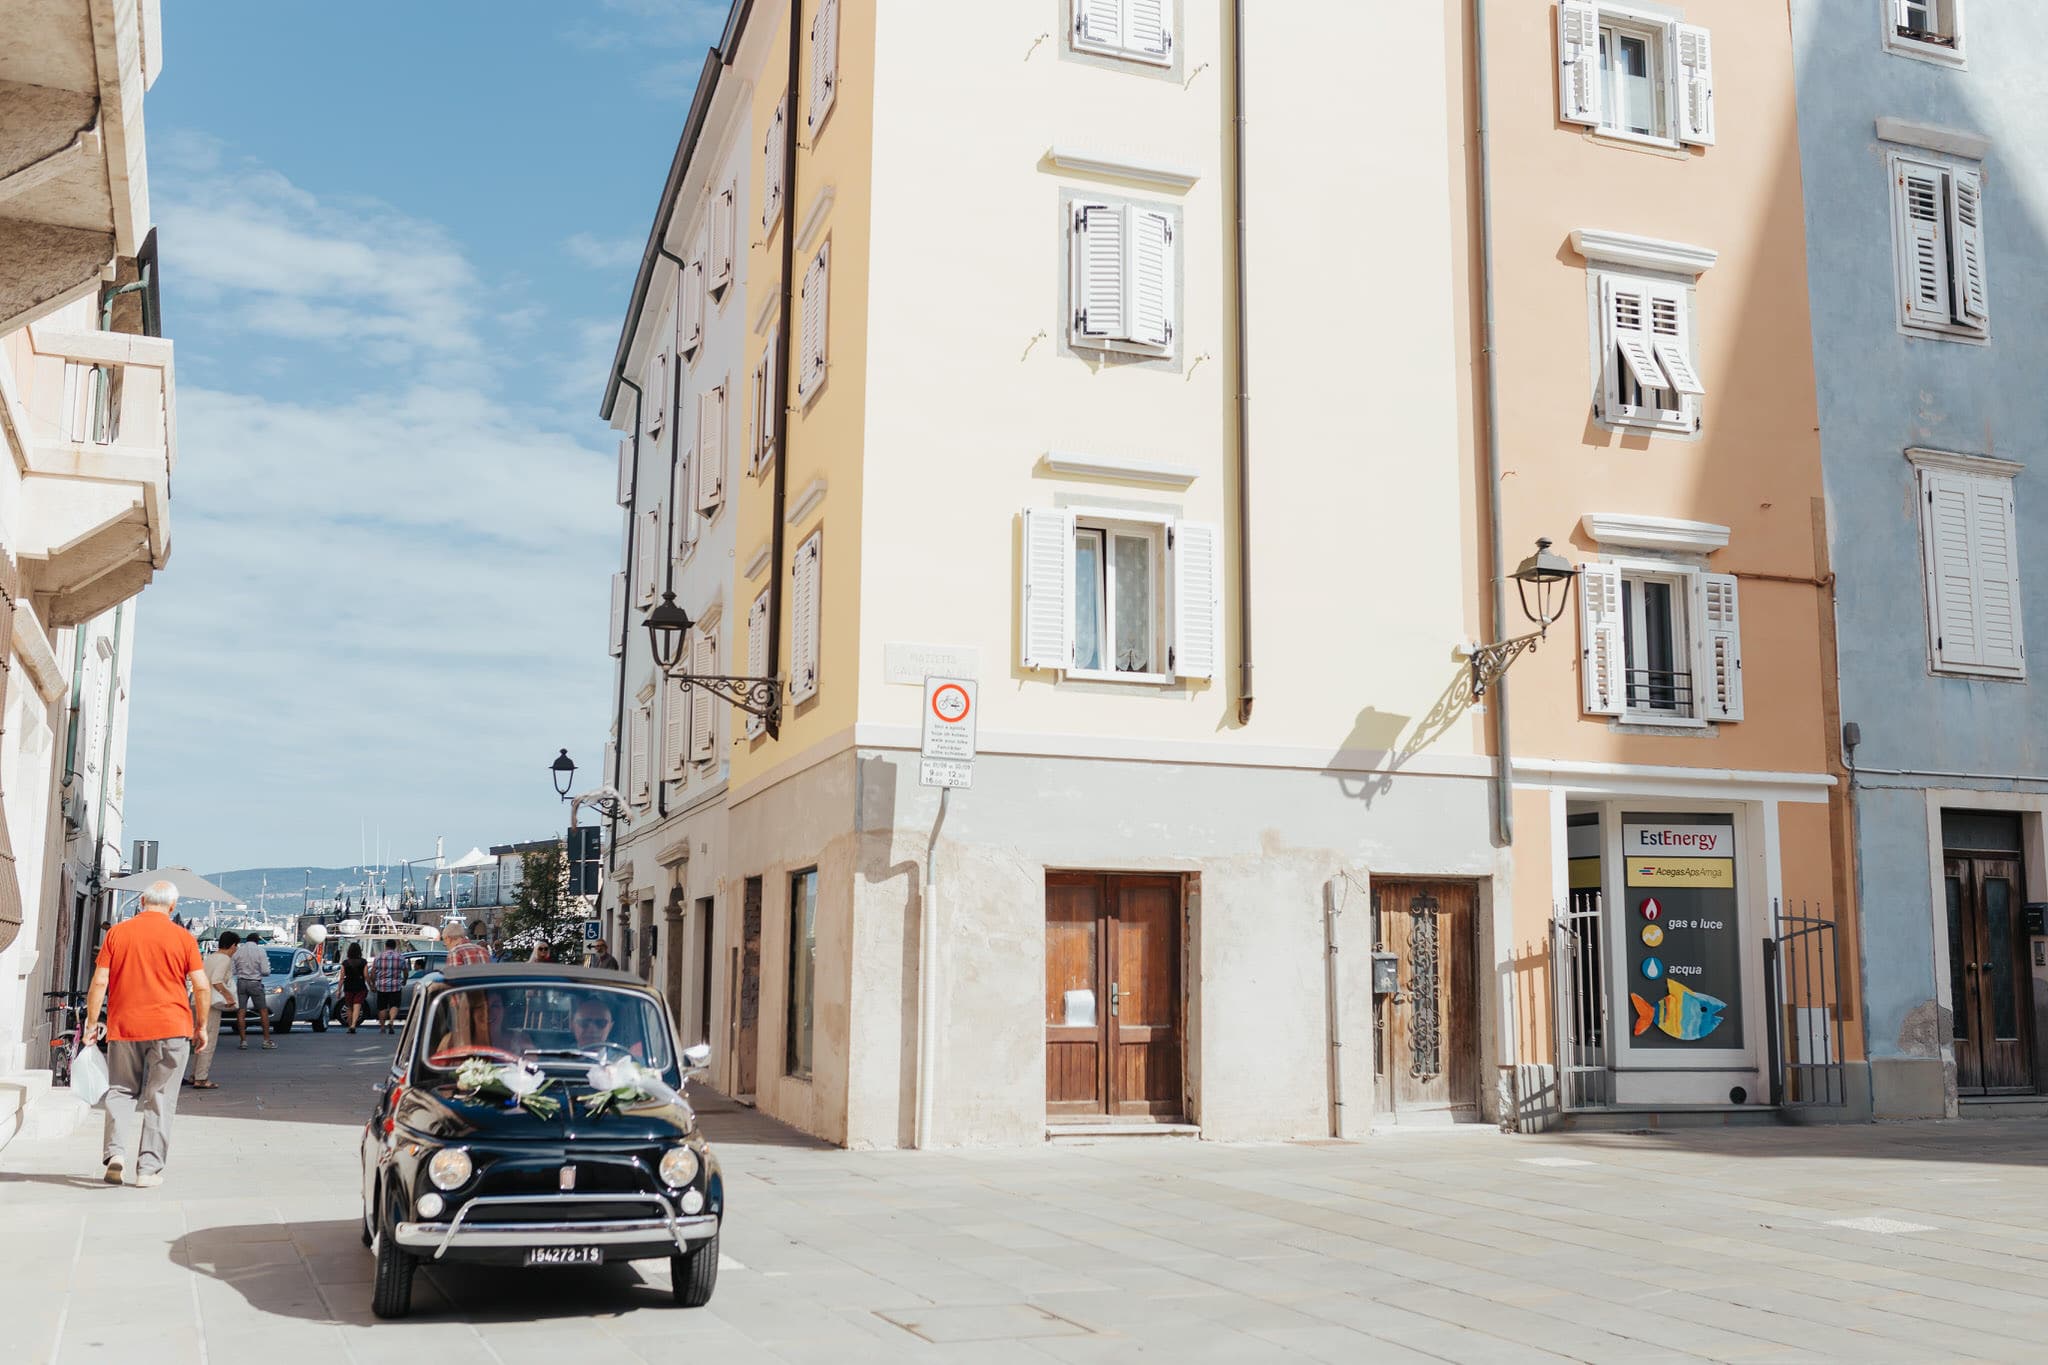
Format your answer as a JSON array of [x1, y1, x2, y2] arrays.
[[8, 1029, 2048, 1361]]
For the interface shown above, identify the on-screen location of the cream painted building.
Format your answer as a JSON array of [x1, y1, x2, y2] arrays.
[[597, 2, 1491, 1146], [0, 0, 175, 1143]]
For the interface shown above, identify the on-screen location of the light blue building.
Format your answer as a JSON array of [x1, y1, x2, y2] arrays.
[[1792, 0, 2048, 1117]]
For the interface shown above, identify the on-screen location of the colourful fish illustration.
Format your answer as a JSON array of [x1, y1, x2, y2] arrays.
[[1630, 979, 1726, 1041]]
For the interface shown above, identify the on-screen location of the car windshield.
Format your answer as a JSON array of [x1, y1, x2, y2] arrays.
[[418, 984, 673, 1073], [264, 948, 297, 973]]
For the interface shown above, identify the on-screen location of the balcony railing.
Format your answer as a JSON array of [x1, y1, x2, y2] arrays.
[[1623, 667, 1694, 718]]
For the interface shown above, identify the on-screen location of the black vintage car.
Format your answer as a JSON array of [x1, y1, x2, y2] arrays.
[[359, 963, 723, 1318]]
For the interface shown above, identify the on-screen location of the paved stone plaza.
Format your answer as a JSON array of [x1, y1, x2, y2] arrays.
[[5, 1032, 2048, 1362]]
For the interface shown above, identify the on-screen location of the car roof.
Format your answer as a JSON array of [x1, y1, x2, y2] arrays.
[[436, 962, 649, 987]]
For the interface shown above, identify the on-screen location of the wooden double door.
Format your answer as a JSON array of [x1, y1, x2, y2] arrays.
[[1045, 874, 1183, 1118], [1374, 880, 1479, 1118], [1946, 854, 2034, 1094]]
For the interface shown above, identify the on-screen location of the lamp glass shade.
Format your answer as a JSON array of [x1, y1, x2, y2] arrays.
[[1509, 538, 1578, 628], [550, 748, 576, 798], [645, 591, 693, 670]]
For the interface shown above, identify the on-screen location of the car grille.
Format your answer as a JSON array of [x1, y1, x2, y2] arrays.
[[464, 1199, 661, 1224], [465, 1157, 658, 1224]]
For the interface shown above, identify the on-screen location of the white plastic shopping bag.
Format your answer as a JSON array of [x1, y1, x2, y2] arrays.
[[69, 1042, 109, 1106]]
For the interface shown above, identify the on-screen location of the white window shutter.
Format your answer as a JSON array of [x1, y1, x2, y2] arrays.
[[1924, 469, 1980, 668], [762, 102, 786, 231], [745, 593, 769, 739], [1071, 202, 1125, 343], [1558, 2, 1603, 128], [1692, 572, 1743, 721], [1946, 166, 1989, 327], [637, 506, 662, 605], [752, 327, 779, 474], [799, 245, 829, 404], [1604, 279, 1665, 394], [630, 705, 652, 806], [710, 186, 735, 298], [609, 572, 626, 657], [1897, 163, 1952, 328], [1021, 507, 1077, 671], [680, 254, 704, 360], [1974, 476, 2024, 674], [1649, 288, 1705, 397], [648, 351, 668, 435], [663, 675, 688, 781], [1171, 520, 1220, 681], [1127, 0, 1172, 62], [791, 530, 822, 703], [690, 631, 716, 762], [698, 384, 725, 511], [604, 738, 618, 791], [1579, 559, 1625, 715], [1076, 0, 1122, 51], [616, 438, 634, 506], [1127, 207, 1175, 352], [1675, 25, 1715, 147], [809, 0, 838, 132]]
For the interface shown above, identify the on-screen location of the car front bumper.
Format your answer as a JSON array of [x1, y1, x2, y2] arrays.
[[394, 1193, 717, 1261]]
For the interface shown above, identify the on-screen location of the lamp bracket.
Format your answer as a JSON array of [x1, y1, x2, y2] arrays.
[[673, 672, 783, 737], [1467, 627, 1547, 699], [570, 787, 632, 821]]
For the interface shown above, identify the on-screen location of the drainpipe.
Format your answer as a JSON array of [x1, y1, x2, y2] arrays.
[[611, 375, 645, 886], [765, 0, 802, 741], [654, 242, 692, 821], [1323, 878, 1344, 1137], [90, 605, 124, 891], [1229, 0, 1254, 726], [1475, 0, 1512, 847]]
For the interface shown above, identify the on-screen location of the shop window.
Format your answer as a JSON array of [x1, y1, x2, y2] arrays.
[[785, 868, 817, 1079]]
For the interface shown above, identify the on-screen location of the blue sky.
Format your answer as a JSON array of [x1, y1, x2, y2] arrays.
[[125, 1, 729, 872]]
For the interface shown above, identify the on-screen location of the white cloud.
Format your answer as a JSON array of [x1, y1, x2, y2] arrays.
[[564, 232, 643, 271]]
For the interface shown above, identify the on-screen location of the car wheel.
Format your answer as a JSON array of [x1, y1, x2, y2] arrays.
[[311, 999, 328, 1033], [371, 1187, 416, 1318], [276, 1001, 295, 1033], [670, 1226, 720, 1308]]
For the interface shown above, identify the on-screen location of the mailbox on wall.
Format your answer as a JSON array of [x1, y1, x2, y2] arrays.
[[2025, 903, 2047, 937], [1371, 951, 1401, 996]]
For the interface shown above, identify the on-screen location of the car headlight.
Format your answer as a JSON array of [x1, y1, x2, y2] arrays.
[[427, 1147, 473, 1190], [658, 1146, 700, 1188], [416, 1192, 445, 1218]]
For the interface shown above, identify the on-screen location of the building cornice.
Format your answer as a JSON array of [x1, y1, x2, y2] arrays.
[[1040, 450, 1198, 488], [1876, 117, 1990, 161], [1044, 146, 1200, 192], [1580, 512, 1730, 555], [1906, 446, 2023, 478], [794, 183, 834, 255], [741, 540, 770, 581], [785, 477, 827, 525], [1569, 228, 1718, 278]]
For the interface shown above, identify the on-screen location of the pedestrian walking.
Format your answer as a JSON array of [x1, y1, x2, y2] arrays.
[[445, 919, 490, 969], [184, 931, 237, 1091], [370, 938, 407, 1033], [338, 944, 369, 1032], [80, 880, 213, 1186], [590, 938, 621, 972], [230, 931, 276, 1049]]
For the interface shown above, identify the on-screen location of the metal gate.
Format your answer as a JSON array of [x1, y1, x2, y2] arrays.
[[1764, 900, 1846, 1108], [1552, 892, 1610, 1111]]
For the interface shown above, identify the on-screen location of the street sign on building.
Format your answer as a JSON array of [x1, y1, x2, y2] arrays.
[[919, 675, 976, 789]]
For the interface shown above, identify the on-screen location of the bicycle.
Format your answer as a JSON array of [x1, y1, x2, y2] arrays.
[[43, 989, 87, 1087]]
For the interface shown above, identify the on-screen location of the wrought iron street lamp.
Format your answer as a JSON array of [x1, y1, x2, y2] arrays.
[[644, 590, 693, 671], [1468, 537, 1579, 698], [550, 748, 577, 799], [644, 592, 783, 736]]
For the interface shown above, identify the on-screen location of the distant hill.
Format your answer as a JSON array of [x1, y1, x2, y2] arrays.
[[199, 865, 432, 914]]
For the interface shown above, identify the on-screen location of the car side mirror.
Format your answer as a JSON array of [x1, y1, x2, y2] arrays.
[[682, 1042, 711, 1074]]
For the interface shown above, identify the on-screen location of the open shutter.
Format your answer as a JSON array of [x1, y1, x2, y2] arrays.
[[664, 675, 688, 781], [1021, 507, 1077, 671], [1127, 208, 1175, 351], [1604, 280, 1665, 394], [1675, 25, 1715, 147], [762, 102, 786, 231], [1071, 203, 1124, 343], [809, 0, 839, 132], [1580, 559, 1625, 715], [698, 384, 725, 512], [629, 704, 652, 805], [609, 572, 626, 657], [1557, 2, 1603, 129], [690, 631, 716, 762], [604, 738, 618, 791], [1693, 572, 1743, 721], [1972, 475, 2023, 674], [799, 245, 829, 404], [648, 351, 668, 435], [1648, 288, 1705, 397], [1075, 0, 1122, 51], [1924, 469, 1981, 668], [1171, 520, 1219, 681], [753, 327, 779, 473], [671, 451, 694, 558], [1897, 162, 1952, 328], [1127, 0, 1173, 62], [637, 506, 662, 604], [745, 593, 768, 739], [680, 253, 705, 361], [1947, 165, 1989, 328], [790, 530, 822, 703], [616, 438, 634, 506], [709, 186, 735, 299]]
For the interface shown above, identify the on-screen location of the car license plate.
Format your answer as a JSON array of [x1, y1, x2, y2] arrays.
[[524, 1246, 603, 1267]]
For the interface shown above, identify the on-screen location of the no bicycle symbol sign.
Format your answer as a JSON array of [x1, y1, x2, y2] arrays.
[[920, 675, 977, 788]]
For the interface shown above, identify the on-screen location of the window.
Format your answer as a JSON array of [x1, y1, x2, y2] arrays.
[[708, 184, 735, 301], [1072, 0, 1174, 66], [663, 673, 689, 782], [790, 529, 822, 703], [786, 868, 817, 1077], [1020, 508, 1218, 683], [671, 451, 697, 560], [697, 382, 725, 513], [636, 504, 662, 606], [1917, 458, 2024, 678], [1068, 200, 1177, 358], [751, 326, 779, 475], [646, 350, 669, 436], [1887, 0, 1964, 65], [615, 437, 634, 508], [744, 593, 769, 739], [1891, 153, 1988, 339], [679, 251, 704, 362], [762, 100, 786, 232], [808, 0, 838, 135], [1558, 4, 1714, 148], [629, 702, 653, 806], [1598, 275, 1703, 432], [1580, 559, 1742, 723], [608, 572, 626, 658], [689, 627, 717, 762], [798, 243, 829, 405]]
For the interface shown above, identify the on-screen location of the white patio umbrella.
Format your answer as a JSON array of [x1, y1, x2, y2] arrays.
[[103, 865, 239, 905]]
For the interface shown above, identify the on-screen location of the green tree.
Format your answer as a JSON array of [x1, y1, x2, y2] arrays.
[[502, 845, 578, 959]]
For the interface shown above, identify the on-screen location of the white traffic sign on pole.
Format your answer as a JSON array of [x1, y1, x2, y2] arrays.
[[919, 676, 976, 787]]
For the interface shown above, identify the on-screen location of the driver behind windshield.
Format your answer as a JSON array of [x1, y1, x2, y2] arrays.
[[569, 994, 645, 1061]]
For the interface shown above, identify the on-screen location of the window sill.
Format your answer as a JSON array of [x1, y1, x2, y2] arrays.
[[1885, 34, 1967, 69], [1603, 408, 1695, 436], [1931, 664, 2027, 683], [1587, 126, 1682, 153], [1617, 713, 1710, 730], [1900, 319, 1990, 346], [1071, 335, 1174, 362], [1064, 668, 1172, 686], [1069, 39, 1172, 68]]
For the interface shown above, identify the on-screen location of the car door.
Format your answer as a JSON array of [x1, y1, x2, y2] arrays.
[[293, 951, 317, 1011]]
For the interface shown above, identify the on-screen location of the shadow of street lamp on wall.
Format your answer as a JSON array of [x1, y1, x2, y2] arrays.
[[1467, 538, 1579, 698]]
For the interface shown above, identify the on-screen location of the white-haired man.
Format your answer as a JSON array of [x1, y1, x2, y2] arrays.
[[81, 880, 211, 1187]]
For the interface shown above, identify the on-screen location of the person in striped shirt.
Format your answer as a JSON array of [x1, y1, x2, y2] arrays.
[[369, 939, 407, 1034]]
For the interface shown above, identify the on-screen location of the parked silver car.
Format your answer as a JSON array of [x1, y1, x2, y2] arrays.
[[249, 945, 333, 1032]]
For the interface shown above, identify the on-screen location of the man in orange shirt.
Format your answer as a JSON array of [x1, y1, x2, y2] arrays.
[[81, 880, 212, 1187]]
